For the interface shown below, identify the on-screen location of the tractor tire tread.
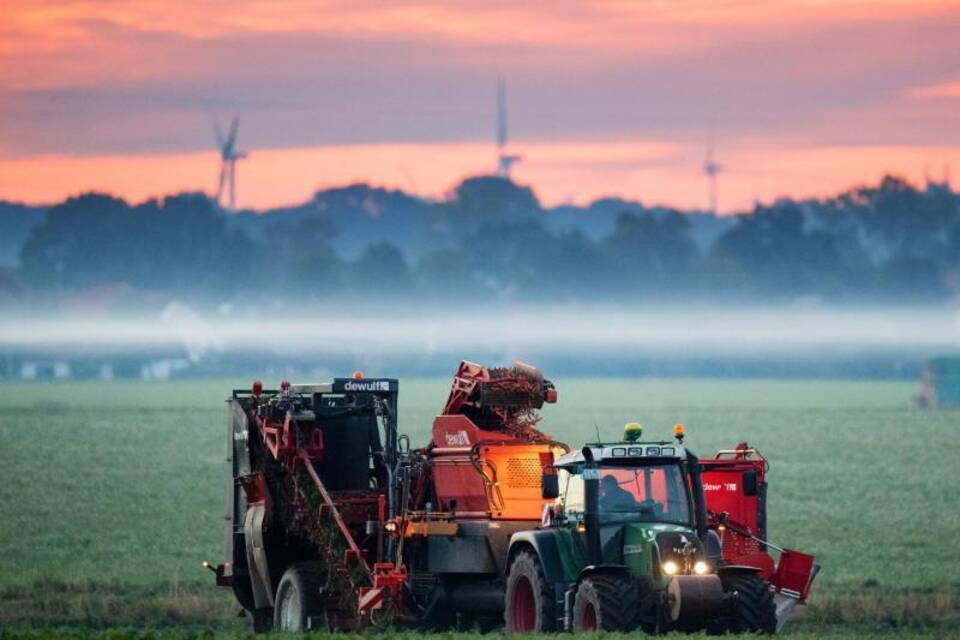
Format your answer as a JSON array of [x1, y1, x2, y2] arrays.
[[722, 574, 777, 634], [574, 573, 640, 631], [504, 550, 556, 633]]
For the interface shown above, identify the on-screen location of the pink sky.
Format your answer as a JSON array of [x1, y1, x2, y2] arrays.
[[2, 0, 960, 212]]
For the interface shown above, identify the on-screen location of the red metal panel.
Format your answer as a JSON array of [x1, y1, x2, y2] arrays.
[[701, 462, 764, 561], [432, 415, 514, 447], [772, 548, 816, 601], [430, 454, 490, 513]]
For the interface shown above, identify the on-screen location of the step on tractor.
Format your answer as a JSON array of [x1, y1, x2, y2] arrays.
[[209, 361, 818, 633]]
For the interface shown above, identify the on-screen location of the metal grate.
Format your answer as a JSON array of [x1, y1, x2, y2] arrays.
[[505, 458, 542, 489]]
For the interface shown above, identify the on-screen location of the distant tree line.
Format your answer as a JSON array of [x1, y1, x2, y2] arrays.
[[5, 174, 959, 307]]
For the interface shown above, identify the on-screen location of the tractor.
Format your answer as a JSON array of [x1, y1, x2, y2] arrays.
[[502, 425, 817, 634]]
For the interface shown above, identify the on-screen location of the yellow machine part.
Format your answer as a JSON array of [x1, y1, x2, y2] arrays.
[[477, 443, 561, 520]]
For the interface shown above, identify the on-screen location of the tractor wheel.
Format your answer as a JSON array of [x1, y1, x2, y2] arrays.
[[273, 563, 327, 632], [721, 575, 777, 634], [572, 574, 640, 632], [504, 550, 556, 633], [249, 608, 273, 633]]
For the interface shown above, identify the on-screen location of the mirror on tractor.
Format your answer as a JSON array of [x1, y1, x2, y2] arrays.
[[541, 473, 560, 499]]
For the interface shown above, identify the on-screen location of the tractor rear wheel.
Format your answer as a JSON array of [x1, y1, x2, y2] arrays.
[[249, 608, 273, 633], [273, 563, 327, 632], [504, 550, 556, 633], [572, 574, 640, 632], [721, 575, 777, 634]]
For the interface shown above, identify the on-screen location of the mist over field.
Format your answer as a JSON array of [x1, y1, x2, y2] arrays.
[[1, 304, 957, 379], [2, 174, 959, 380]]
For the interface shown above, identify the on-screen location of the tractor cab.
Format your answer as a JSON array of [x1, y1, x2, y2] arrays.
[[550, 440, 717, 584], [556, 444, 694, 526]]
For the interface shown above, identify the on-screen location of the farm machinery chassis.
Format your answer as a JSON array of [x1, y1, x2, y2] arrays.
[[209, 361, 818, 633]]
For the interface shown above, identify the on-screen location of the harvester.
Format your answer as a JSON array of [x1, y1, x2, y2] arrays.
[[210, 361, 817, 633]]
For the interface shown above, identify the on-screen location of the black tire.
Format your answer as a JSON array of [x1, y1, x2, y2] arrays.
[[572, 574, 640, 632], [504, 550, 556, 633], [273, 563, 327, 632], [249, 608, 273, 633], [721, 575, 777, 634]]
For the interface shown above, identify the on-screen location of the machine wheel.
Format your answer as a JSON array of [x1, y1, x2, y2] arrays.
[[249, 608, 273, 633], [572, 574, 640, 632], [721, 575, 777, 634], [273, 563, 327, 632], [504, 550, 556, 633]]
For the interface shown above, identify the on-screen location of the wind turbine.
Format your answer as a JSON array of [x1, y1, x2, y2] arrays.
[[703, 135, 724, 214], [496, 78, 522, 178], [213, 116, 248, 210]]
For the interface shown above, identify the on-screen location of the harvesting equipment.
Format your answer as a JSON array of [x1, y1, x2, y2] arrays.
[[210, 362, 817, 633], [214, 362, 564, 631]]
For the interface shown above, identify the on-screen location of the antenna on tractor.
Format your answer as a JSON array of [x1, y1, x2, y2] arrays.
[[703, 132, 724, 215], [212, 115, 248, 210], [593, 423, 603, 446], [496, 78, 522, 178]]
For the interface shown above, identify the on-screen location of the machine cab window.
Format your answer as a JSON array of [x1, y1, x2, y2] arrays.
[[597, 463, 692, 525], [560, 469, 585, 517], [560, 463, 692, 525]]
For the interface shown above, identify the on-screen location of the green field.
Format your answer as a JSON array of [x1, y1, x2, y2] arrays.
[[1, 378, 958, 634]]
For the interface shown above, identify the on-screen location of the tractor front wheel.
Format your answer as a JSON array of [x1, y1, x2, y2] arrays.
[[721, 574, 777, 634], [572, 574, 639, 632], [273, 563, 327, 632], [504, 550, 556, 633]]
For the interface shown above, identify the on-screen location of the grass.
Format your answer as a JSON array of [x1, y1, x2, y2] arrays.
[[4, 633, 960, 640], [0, 377, 958, 634]]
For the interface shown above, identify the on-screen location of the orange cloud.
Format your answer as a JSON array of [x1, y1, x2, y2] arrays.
[[7, 0, 960, 63], [907, 81, 960, 98], [2, 0, 959, 208]]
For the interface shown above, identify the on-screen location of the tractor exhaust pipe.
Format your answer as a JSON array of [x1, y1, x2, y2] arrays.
[[581, 447, 603, 565]]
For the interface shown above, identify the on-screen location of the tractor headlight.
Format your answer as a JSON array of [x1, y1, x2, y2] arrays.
[[662, 560, 679, 575], [693, 561, 709, 575]]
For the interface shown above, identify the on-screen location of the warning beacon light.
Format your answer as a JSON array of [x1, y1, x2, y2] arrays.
[[673, 423, 686, 444]]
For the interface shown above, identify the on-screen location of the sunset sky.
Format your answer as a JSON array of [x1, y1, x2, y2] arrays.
[[2, 0, 960, 213]]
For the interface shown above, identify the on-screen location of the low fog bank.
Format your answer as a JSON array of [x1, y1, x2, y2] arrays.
[[0, 305, 956, 381]]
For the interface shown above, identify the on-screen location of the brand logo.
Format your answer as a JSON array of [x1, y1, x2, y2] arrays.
[[703, 482, 738, 492], [343, 380, 390, 392], [444, 430, 470, 446]]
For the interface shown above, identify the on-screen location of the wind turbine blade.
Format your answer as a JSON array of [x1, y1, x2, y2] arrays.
[[211, 113, 226, 149], [226, 116, 240, 150]]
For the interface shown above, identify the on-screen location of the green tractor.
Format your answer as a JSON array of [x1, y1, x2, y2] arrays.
[[503, 427, 784, 634]]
